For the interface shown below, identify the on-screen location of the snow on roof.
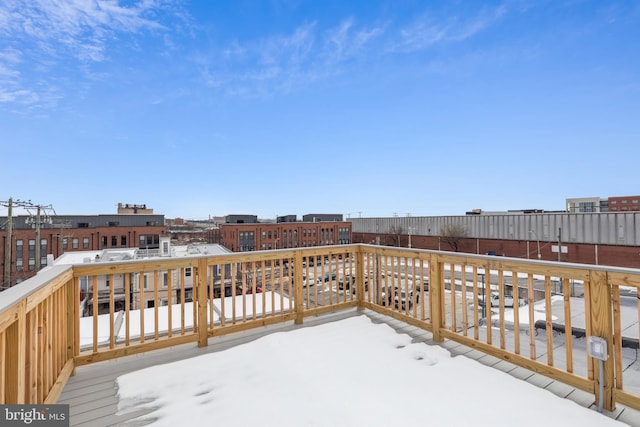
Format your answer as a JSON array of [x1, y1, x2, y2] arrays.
[[53, 243, 231, 266]]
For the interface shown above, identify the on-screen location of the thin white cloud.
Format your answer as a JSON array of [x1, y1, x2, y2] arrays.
[[202, 19, 386, 98], [5, 0, 165, 63], [324, 18, 385, 62], [199, 22, 319, 97], [0, 88, 38, 104], [397, 5, 507, 52], [0, 0, 178, 109], [258, 22, 316, 67], [451, 5, 507, 41]]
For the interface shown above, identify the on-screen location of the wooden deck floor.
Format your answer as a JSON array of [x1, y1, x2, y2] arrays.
[[58, 309, 640, 426]]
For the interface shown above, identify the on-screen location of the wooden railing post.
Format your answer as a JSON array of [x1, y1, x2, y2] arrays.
[[429, 255, 443, 342], [197, 258, 209, 348], [588, 270, 615, 411], [294, 250, 304, 325], [66, 277, 77, 376], [5, 300, 27, 403], [356, 248, 365, 311]]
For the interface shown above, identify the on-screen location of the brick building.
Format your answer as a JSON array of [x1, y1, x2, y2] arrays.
[[1, 212, 165, 288], [221, 216, 352, 252], [608, 196, 640, 212]]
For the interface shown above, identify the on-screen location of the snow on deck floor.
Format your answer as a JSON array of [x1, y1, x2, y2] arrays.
[[115, 315, 624, 427]]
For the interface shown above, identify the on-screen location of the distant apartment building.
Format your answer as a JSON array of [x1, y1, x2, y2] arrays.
[[225, 214, 259, 224], [221, 214, 351, 252], [566, 195, 640, 213], [566, 197, 608, 213], [0, 205, 165, 289], [277, 215, 297, 223], [117, 203, 154, 214], [302, 214, 344, 222], [608, 196, 640, 212]]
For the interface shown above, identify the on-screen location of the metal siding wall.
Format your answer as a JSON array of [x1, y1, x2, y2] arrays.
[[607, 214, 616, 244], [584, 215, 593, 243], [351, 212, 640, 246], [625, 214, 637, 245]]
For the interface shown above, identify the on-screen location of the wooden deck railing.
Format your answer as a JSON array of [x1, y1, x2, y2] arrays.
[[1, 244, 640, 413]]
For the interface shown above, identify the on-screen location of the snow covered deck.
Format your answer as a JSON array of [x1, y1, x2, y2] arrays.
[[59, 309, 640, 426]]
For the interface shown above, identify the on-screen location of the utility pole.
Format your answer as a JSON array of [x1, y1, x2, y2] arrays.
[[2, 197, 12, 288], [22, 201, 54, 273], [558, 228, 562, 262], [1, 198, 45, 288], [529, 230, 541, 260], [35, 206, 41, 271], [51, 220, 71, 257]]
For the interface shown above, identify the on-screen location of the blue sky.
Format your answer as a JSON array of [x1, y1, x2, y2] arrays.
[[1, 1, 639, 220]]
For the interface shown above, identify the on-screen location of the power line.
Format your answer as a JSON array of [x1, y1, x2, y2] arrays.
[[1, 198, 55, 289]]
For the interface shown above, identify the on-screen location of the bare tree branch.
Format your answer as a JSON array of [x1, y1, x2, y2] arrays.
[[440, 224, 467, 252], [386, 224, 405, 247]]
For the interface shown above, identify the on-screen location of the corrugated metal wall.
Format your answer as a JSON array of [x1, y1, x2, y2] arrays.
[[351, 212, 640, 246]]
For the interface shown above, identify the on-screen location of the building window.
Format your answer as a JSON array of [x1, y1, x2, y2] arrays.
[[73, 238, 79, 249], [16, 240, 23, 271], [112, 236, 117, 247], [83, 237, 89, 249], [78, 222, 89, 228], [40, 239, 47, 267], [633, 200, 639, 205], [63, 238, 68, 250], [622, 200, 628, 204], [262, 231, 266, 239], [108, 221, 119, 226], [163, 273, 169, 288], [28, 239, 35, 270]]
